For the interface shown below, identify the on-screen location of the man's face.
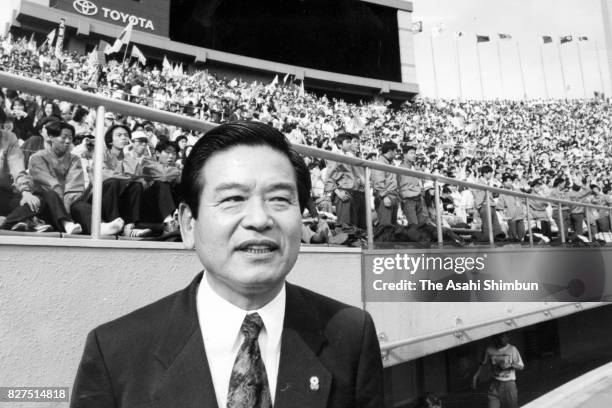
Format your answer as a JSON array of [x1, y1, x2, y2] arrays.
[[181, 145, 302, 307], [112, 127, 130, 150], [61, 108, 72, 122], [340, 139, 351, 153], [132, 140, 147, 156], [51, 128, 73, 156], [350, 137, 359, 153], [405, 150, 416, 162], [158, 147, 177, 165]]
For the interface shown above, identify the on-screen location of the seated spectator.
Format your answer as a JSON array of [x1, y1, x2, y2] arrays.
[[9, 97, 35, 142], [0, 126, 50, 232], [141, 139, 181, 232], [28, 121, 123, 235], [99, 124, 151, 237], [21, 115, 59, 168], [69, 106, 92, 136]]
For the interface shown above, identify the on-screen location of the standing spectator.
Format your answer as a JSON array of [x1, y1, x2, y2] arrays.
[[528, 179, 552, 239], [548, 178, 571, 240], [472, 165, 505, 241], [323, 133, 366, 228], [472, 333, 524, 408], [371, 141, 399, 225], [497, 175, 526, 242], [398, 145, 425, 226]]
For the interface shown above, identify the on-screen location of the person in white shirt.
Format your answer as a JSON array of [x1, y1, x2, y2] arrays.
[[472, 333, 524, 408]]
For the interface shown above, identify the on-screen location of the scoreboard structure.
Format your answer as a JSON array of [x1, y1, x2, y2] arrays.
[[11, 0, 419, 100]]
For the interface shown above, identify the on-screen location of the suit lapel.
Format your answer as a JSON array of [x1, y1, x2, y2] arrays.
[[151, 272, 219, 408], [275, 283, 331, 408]]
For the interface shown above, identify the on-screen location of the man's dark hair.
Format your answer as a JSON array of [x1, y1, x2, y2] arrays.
[[380, 141, 398, 155], [72, 106, 89, 123], [402, 145, 417, 154], [35, 115, 61, 133], [155, 139, 179, 154], [181, 121, 311, 218], [104, 124, 131, 148], [334, 133, 352, 146], [480, 165, 493, 175], [552, 177, 568, 189], [46, 121, 75, 138]]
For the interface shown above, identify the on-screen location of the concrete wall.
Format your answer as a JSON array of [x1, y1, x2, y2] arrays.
[[0, 238, 361, 404], [2, 237, 609, 406]]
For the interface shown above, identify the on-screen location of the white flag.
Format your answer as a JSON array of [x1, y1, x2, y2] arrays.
[[105, 22, 134, 55], [162, 55, 172, 73], [131, 45, 146, 65]]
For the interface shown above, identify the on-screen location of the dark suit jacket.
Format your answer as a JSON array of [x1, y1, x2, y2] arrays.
[[71, 273, 384, 407]]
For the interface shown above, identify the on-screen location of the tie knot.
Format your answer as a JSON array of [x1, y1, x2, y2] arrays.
[[241, 313, 264, 339]]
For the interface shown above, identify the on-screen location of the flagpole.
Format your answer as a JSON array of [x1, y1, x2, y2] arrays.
[[539, 43, 550, 99], [516, 41, 527, 98], [575, 40, 587, 98], [429, 34, 439, 98], [594, 40, 606, 95], [476, 42, 485, 99], [122, 45, 129, 66], [455, 35, 463, 99], [557, 42, 568, 99], [496, 38, 504, 97]]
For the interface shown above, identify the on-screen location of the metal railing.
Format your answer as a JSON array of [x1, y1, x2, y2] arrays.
[[2, 70, 611, 246]]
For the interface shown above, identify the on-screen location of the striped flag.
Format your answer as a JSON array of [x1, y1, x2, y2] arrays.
[[105, 22, 134, 55], [542, 36, 553, 44], [476, 35, 490, 43]]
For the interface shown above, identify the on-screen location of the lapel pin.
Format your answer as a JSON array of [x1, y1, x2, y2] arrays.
[[309, 376, 319, 391]]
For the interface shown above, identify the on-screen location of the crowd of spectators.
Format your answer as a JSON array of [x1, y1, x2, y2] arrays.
[[0, 33, 611, 244]]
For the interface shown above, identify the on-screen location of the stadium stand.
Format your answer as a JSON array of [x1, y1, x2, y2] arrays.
[[0, 33, 611, 246]]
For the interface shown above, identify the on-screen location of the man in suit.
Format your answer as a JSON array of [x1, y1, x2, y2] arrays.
[[71, 121, 384, 408]]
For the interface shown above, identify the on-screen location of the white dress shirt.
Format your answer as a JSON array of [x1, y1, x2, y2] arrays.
[[196, 273, 285, 408]]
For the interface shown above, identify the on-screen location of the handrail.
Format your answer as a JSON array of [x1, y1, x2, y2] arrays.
[[0, 71, 216, 133], [379, 302, 600, 352], [1, 71, 610, 245]]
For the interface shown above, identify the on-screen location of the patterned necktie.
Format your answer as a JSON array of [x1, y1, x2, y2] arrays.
[[226, 313, 272, 408]]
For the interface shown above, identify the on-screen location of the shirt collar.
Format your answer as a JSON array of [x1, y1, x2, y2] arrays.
[[197, 272, 285, 348]]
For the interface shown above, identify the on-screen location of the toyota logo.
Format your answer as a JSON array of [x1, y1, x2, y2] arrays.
[[73, 0, 98, 16]]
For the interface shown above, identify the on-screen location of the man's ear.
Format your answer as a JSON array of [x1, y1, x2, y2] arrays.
[[178, 202, 196, 249]]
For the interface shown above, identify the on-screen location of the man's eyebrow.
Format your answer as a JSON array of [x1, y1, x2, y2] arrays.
[[266, 182, 298, 193], [213, 182, 250, 193]]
